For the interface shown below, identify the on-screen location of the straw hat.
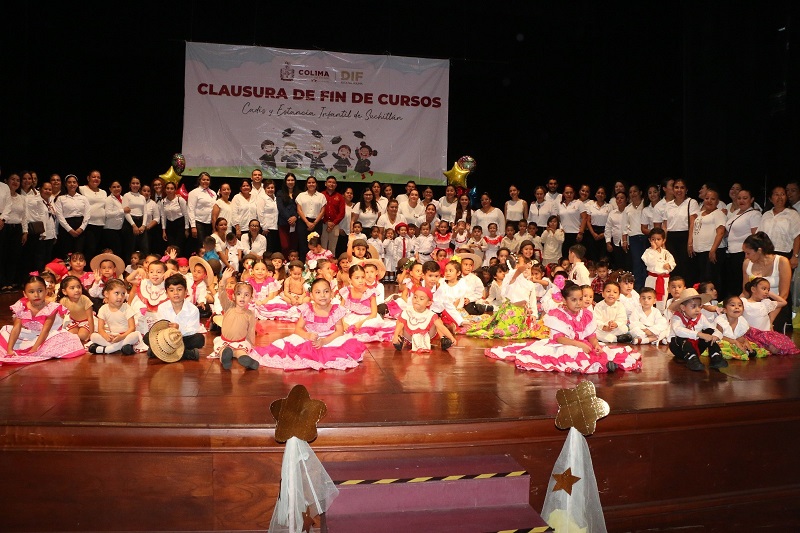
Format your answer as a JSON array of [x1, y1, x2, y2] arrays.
[[668, 288, 713, 312], [189, 256, 216, 285], [90, 253, 126, 276], [455, 252, 483, 269], [360, 258, 387, 280], [149, 320, 184, 363]]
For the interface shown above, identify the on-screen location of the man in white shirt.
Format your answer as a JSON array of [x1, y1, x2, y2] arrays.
[[786, 180, 800, 212], [528, 186, 558, 234], [394, 180, 417, 205], [545, 177, 562, 205]]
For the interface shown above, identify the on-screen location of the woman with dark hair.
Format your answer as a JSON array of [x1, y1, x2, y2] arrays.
[[211, 183, 233, 231], [123, 176, 148, 258], [758, 186, 800, 269], [613, 180, 628, 196], [724, 188, 761, 298], [151, 176, 165, 203], [605, 191, 629, 271], [578, 184, 592, 204], [557, 185, 584, 258], [295, 176, 327, 259], [102, 180, 130, 258], [375, 197, 405, 235], [454, 193, 473, 227], [623, 185, 647, 291], [241, 219, 267, 259], [141, 184, 161, 256], [420, 186, 439, 211], [27, 181, 58, 273], [640, 184, 663, 235], [382, 183, 394, 205], [351, 187, 381, 234], [584, 185, 612, 262], [160, 181, 189, 255], [504, 184, 528, 226], [187, 171, 216, 252], [662, 178, 700, 286], [370, 180, 387, 212], [473, 192, 505, 237], [528, 185, 558, 236], [54, 174, 89, 260], [691, 186, 727, 296], [0, 174, 29, 291], [742, 232, 793, 333], [276, 173, 299, 256], [231, 179, 260, 238], [79, 169, 107, 266], [257, 179, 279, 255], [336, 186, 356, 256], [49, 174, 64, 201]]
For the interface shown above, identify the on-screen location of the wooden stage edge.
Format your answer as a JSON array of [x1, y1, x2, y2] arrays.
[[1, 290, 800, 531]]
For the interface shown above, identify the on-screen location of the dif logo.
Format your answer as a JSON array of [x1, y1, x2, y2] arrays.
[[340, 70, 363, 83]]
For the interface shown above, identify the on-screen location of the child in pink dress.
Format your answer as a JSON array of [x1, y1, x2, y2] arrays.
[[339, 262, 395, 343], [254, 278, 366, 370], [0, 275, 85, 364]]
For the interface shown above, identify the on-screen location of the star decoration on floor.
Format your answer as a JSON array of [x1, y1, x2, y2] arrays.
[[552, 467, 581, 495], [555, 380, 610, 436], [302, 507, 316, 533]]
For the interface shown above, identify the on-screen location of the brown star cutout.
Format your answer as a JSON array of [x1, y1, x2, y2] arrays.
[[555, 380, 610, 436], [302, 507, 316, 533], [270, 385, 327, 443], [552, 467, 582, 495]]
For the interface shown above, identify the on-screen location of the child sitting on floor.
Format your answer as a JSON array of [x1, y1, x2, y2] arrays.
[[714, 294, 769, 360], [629, 287, 668, 345], [89, 279, 142, 355], [58, 275, 95, 343], [392, 286, 456, 352], [214, 267, 259, 370], [668, 287, 725, 372]]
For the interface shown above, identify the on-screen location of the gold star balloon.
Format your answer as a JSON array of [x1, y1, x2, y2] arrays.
[[555, 380, 610, 436], [443, 161, 470, 189], [159, 166, 181, 187]]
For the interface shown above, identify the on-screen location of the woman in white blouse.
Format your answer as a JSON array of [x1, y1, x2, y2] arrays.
[[473, 192, 506, 238], [398, 189, 425, 227], [211, 183, 233, 232], [124, 176, 148, 258], [161, 181, 189, 254], [422, 203, 441, 231], [504, 184, 528, 226], [370, 181, 388, 213], [528, 186, 557, 236], [691, 187, 728, 293], [437, 185, 458, 224], [257, 179, 280, 255], [640, 184, 663, 235], [584, 186, 613, 262], [79, 169, 107, 266], [0, 174, 29, 291], [187, 171, 216, 245], [663, 178, 700, 286], [231, 179, 260, 238], [351, 187, 381, 233], [54, 174, 90, 260], [604, 191, 629, 271], [103, 180, 131, 259], [140, 184, 162, 256], [294, 176, 327, 260], [240, 218, 267, 259], [454, 193, 473, 228], [623, 185, 647, 290], [28, 181, 58, 273], [558, 185, 584, 258], [375, 197, 406, 236], [724, 188, 762, 297], [336, 186, 356, 256], [757, 186, 800, 269]]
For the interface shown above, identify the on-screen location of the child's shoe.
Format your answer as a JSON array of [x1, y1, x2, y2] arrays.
[[221, 347, 233, 370], [441, 337, 454, 350], [121, 344, 135, 355], [684, 353, 705, 372], [709, 352, 728, 369], [615, 333, 633, 344], [237, 355, 259, 370]]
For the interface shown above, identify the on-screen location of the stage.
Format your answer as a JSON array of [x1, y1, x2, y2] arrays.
[[1, 291, 800, 532]]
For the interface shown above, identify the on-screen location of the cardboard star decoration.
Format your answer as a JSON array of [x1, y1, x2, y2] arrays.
[[555, 380, 609, 436]]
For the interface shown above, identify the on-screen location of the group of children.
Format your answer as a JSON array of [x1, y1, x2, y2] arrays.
[[0, 223, 796, 374]]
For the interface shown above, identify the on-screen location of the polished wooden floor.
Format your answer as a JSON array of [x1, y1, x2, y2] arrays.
[[2, 290, 800, 532]]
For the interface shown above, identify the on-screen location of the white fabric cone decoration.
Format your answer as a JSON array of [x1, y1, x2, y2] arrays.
[[269, 437, 339, 533], [541, 427, 607, 533]]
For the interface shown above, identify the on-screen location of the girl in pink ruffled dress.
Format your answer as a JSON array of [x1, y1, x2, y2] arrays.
[[0, 275, 86, 364], [485, 282, 641, 374], [254, 278, 366, 370], [339, 263, 395, 343]]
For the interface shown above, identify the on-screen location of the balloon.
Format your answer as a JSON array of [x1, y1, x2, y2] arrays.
[[177, 183, 189, 201], [468, 186, 479, 209], [443, 162, 470, 189], [457, 155, 476, 172], [159, 166, 181, 187], [171, 153, 186, 175]]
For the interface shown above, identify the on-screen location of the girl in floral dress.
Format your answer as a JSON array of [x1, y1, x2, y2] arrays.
[[0, 275, 85, 364], [714, 295, 769, 360], [254, 278, 366, 370]]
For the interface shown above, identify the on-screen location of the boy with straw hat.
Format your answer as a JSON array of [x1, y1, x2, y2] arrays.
[[668, 287, 726, 372]]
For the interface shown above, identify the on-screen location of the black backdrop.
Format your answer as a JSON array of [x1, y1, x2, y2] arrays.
[[3, 2, 797, 202]]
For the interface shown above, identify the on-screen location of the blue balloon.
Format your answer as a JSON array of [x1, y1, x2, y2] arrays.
[[468, 187, 479, 209]]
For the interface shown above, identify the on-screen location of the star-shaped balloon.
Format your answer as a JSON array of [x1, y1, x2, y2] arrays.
[[555, 380, 609, 436], [159, 166, 181, 187], [270, 384, 327, 443], [443, 162, 470, 189], [551, 467, 582, 495]]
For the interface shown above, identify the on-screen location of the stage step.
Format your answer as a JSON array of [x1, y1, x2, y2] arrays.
[[324, 454, 549, 532]]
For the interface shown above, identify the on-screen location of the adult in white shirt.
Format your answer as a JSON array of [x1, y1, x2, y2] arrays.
[[577, 184, 592, 205], [394, 180, 416, 206], [124, 176, 148, 259], [79, 169, 107, 266], [545, 176, 562, 205], [294, 176, 327, 260], [187, 171, 217, 245], [692, 187, 727, 295], [604, 192, 629, 271], [622, 185, 647, 290], [140, 183, 163, 256], [397, 189, 425, 227], [421, 203, 441, 232], [662, 178, 700, 286], [420, 186, 440, 214], [369, 181, 388, 213], [654, 178, 675, 224], [211, 183, 233, 232], [375, 198, 406, 234], [584, 186, 613, 262], [725, 182, 762, 216], [742, 232, 793, 333], [160, 181, 189, 254], [257, 179, 280, 255], [640, 184, 664, 235], [103, 180, 132, 259], [249, 168, 267, 200], [351, 188, 381, 232], [231, 179, 260, 238], [29, 181, 58, 272], [240, 218, 267, 259], [785, 180, 800, 212], [0, 174, 29, 290], [528, 186, 558, 235], [473, 192, 506, 239], [724, 188, 762, 298], [504, 184, 528, 225], [437, 185, 459, 224], [54, 174, 90, 259], [336, 187, 356, 255], [758, 185, 800, 270], [557, 185, 585, 258]]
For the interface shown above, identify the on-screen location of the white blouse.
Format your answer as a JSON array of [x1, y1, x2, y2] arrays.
[[231, 193, 260, 232], [472, 207, 506, 237], [437, 196, 458, 223], [161, 197, 189, 228], [604, 208, 626, 246], [123, 191, 146, 218], [692, 209, 727, 253], [623, 202, 645, 237], [641, 204, 662, 233], [504, 199, 526, 222], [586, 201, 613, 228], [757, 208, 800, 253], [528, 200, 558, 228], [213, 199, 233, 227], [187, 186, 217, 226], [295, 191, 327, 220], [662, 198, 700, 232], [257, 194, 279, 231], [144, 199, 161, 229], [104, 195, 127, 230], [725, 208, 762, 253], [79, 186, 107, 226], [398, 201, 425, 226], [55, 193, 90, 231], [558, 200, 584, 234], [352, 204, 381, 229]]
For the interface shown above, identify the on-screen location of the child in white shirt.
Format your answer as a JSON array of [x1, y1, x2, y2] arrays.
[[629, 287, 668, 344], [593, 281, 631, 343]]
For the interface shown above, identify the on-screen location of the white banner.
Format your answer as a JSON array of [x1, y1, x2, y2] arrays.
[[182, 42, 449, 185]]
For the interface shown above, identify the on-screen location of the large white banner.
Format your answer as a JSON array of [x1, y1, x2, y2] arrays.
[[182, 42, 449, 185]]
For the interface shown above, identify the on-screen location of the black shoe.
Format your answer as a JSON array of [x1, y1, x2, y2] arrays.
[[441, 337, 454, 350], [607, 361, 618, 373], [485, 305, 494, 314], [615, 333, 633, 344], [121, 344, 135, 355], [685, 354, 705, 371], [182, 349, 199, 361], [709, 352, 728, 369], [88, 343, 100, 354], [237, 355, 259, 370], [221, 347, 233, 370], [392, 341, 403, 351]]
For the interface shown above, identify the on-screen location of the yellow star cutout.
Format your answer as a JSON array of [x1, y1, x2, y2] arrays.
[[552, 467, 581, 495]]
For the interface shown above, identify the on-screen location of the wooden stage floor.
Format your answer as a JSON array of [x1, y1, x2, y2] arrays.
[[2, 290, 800, 531]]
